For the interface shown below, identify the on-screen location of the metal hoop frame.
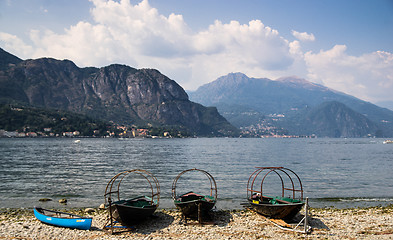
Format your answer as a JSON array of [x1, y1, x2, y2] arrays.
[[171, 168, 217, 201], [247, 167, 303, 200], [104, 169, 160, 206]]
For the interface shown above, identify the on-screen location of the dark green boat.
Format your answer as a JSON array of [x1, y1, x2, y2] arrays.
[[247, 167, 305, 220], [248, 195, 305, 220], [109, 195, 158, 226], [174, 191, 216, 219], [104, 169, 160, 233], [172, 169, 217, 222]]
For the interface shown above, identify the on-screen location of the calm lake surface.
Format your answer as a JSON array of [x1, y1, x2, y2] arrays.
[[1, 138, 392, 209]]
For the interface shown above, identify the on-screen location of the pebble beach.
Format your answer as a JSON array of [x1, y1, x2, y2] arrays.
[[1, 205, 392, 240]]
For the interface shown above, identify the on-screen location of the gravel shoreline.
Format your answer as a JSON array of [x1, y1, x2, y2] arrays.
[[1, 206, 392, 239]]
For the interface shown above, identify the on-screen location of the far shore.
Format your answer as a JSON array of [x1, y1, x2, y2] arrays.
[[1, 205, 392, 239]]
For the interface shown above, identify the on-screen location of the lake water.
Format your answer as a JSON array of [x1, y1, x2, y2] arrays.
[[1, 138, 392, 210]]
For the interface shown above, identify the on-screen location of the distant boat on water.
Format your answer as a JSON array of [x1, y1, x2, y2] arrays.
[[383, 140, 393, 144]]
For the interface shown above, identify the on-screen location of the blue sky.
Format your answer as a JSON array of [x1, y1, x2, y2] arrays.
[[1, 0, 393, 106]]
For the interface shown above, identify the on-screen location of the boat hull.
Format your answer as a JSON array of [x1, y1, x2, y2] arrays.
[[175, 200, 216, 218], [34, 207, 92, 230], [248, 199, 304, 220], [174, 192, 216, 219], [110, 197, 158, 226]]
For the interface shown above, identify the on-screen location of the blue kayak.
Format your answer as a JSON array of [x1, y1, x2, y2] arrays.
[[34, 207, 92, 230]]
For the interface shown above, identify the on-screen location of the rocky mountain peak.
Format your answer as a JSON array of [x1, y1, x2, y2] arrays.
[[302, 101, 379, 137], [276, 76, 327, 90], [189, 72, 393, 137], [0, 48, 23, 70], [0, 48, 238, 136]]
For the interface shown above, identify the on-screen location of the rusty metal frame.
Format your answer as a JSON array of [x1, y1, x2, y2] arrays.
[[247, 167, 303, 200], [171, 168, 217, 201], [103, 169, 160, 234]]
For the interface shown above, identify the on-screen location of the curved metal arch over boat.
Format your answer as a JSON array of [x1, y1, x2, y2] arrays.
[[247, 167, 303, 201], [104, 169, 160, 206], [171, 168, 217, 201], [103, 169, 160, 233]]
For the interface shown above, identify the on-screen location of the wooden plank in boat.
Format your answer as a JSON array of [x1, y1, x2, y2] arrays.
[[269, 218, 293, 228]]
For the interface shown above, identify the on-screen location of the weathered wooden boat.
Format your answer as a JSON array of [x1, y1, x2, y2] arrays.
[[33, 207, 92, 230], [172, 169, 217, 223], [109, 195, 158, 226], [248, 195, 305, 220], [174, 191, 216, 218], [247, 167, 305, 220], [104, 169, 160, 233]]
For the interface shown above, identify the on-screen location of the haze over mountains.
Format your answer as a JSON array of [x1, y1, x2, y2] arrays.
[[188, 73, 393, 137], [0, 48, 238, 137]]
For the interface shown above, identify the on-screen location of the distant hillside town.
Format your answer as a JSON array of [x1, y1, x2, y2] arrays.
[[0, 104, 190, 138], [0, 126, 176, 138]]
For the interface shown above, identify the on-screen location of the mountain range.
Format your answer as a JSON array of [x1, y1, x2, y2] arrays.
[[2, 47, 392, 138], [188, 73, 393, 137], [0, 48, 238, 137]]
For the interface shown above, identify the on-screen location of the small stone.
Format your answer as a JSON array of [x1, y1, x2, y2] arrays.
[[85, 208, 95, 213], [99, 203, 105, 209], [39, 198, 52, 202]]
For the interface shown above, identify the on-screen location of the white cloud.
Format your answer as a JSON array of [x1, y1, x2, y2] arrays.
[[1, 0, 392, 104], [292, 30, 315, 42], [305, 45, 393, 102], [0, 32, 33, 57], [0, 0, 295, 90]]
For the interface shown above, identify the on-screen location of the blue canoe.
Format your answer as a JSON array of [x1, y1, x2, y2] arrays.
[[34, 207, 92, 230]]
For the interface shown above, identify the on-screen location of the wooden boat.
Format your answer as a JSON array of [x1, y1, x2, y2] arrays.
[[247, 167, 305, 220], [248, 195, 304, 220], [104, 169, 160, 233], [172, 169, 217, 222], [174, 191, 216, 219], [33, 207, 92, 230], [109, 195, 158, 226]]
